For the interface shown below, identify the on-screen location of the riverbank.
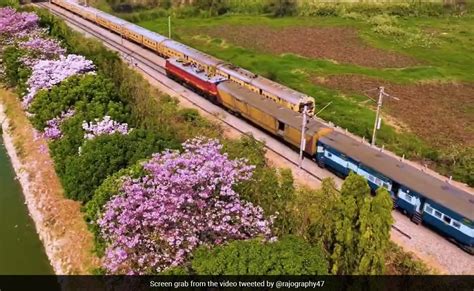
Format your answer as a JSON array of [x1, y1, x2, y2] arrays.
[[0, 88, 99, 274]]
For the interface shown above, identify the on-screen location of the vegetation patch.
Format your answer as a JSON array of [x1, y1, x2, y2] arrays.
[[314, 74, 474, 148], [193, 25, 419, 68]]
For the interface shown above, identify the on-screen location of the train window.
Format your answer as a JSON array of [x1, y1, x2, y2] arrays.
[[327, 152, 332, 157], [425, 205, 433, 214], [405, 193, 412, 202], [443, 215, 451, 224], [278, 121, 285, 131], [452, 221, 461, 229], [434, 210, 442, 218]]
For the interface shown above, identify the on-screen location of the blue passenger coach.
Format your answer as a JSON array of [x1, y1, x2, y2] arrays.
[[316, 131, 474, 253]]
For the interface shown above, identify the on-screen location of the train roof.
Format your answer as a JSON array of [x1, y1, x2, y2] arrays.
[[216, 63, 257, 83], [218, 82, 325, 135], [319, 131, 474, 220], [162, 40, 224, 68], [74, 2, 101, 14], [168, 59, 226, 83], [95, 11, 128, 25], [250, 76, 313, 106], [123, 23, 168, 43]]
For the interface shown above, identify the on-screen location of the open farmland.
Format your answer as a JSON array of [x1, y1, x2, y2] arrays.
[[136, 12, 474, 186]]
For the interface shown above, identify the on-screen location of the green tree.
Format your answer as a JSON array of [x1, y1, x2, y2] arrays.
[[292, 178, 338, 241], [224, 136, 296, 236], [61, 129, 179, 203], [357, 187, 393, 274], [190, 236, 328, 275], [323, 172, 392, 275]]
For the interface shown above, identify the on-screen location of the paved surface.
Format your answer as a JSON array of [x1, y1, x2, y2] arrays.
[[40, 3, 474, 274]]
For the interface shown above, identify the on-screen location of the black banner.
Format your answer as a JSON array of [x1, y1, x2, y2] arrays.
[[0, 275, 473, 291]]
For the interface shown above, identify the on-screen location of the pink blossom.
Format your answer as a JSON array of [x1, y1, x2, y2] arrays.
[[98, 138, 271, 274], [0, 7, 39, 38], [22, 54, 95, 108], [43, 109, 75, 140], [82, 116, 131, 140]]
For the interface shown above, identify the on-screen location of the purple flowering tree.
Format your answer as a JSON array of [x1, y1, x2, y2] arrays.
[[43, 109, 75, 140], [19, 37, 66, 65], [0, 7, 39, 39], [22, 54, 95, 108], [98, 138, 273, 274], [82, 116, 131, 140]]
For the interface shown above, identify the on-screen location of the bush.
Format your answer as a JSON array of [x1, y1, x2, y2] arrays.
[[83, 163, 145, 255], [368, 14, 397, 26], [190, 236, 328, 275], [60, 129, 180, 203], [29, 74, 130, 130], [1, 46, 31, 92], [437, 145, 474, 187], [265, 0, 297, 17], [0, 0, 19, 8], [372, 24, 406, 37], [299, 3, 341, 17], [341, 12, 365, 21], [385, 242, 432, 275]]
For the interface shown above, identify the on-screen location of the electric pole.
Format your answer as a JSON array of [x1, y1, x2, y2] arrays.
[[299, 105, 308, 168], [371, 86, 399, 146], [168, 16, 171, 39]]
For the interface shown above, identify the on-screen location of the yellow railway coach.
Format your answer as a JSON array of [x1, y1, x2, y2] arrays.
[[217, 81, 331, 155]]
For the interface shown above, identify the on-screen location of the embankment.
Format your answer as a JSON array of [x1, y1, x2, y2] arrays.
[[0, 89, 99, 274]]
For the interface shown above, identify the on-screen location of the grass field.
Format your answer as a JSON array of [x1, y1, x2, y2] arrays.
[[140, 15, 473, 141], [96, 9, 474, 184]]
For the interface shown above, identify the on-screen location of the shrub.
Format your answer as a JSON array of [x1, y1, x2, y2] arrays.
[[368, 14, 397, 26], [265, 0, 297, 17], [1, 46, 31, 92], [372, 24, 406, 37], [83, 163, 145, 256], [61, 129, 179, 203], [341, 12, 365, 21], [29, 74, 130, 130], [191, 236, 328, 275]]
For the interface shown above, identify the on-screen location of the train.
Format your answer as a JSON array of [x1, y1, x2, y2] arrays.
[[50, 0, 474, 254]]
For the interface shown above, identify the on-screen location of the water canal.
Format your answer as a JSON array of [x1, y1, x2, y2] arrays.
[[0, 134, 53, 274]]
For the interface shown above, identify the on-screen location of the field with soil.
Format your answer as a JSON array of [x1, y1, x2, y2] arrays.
[[136, 13, 474, 185]]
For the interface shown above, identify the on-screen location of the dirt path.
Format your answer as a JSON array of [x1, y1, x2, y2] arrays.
[[0, 89, 99, 274], [197, 25, 420, 68]]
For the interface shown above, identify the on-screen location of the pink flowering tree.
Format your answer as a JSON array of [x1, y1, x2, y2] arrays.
[[22, 54, 95, 108], [19, 37, 66, 66], [82, 116, 131, 140], [43, 109, 75, 140], [0, 7, 39, 40], [98, 138, 273, 274]]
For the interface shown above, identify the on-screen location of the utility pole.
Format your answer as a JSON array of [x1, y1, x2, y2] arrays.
[[371, 86, 399, 146], [299, 105, 308, 168], [371, 87, 384, 146], [168, 16, 171, 39]]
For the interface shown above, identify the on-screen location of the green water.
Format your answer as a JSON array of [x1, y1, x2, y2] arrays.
[[0, 135, 53, 275]]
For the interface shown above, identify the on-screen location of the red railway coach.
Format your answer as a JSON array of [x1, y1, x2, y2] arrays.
[[165, 59, 227, 103]]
